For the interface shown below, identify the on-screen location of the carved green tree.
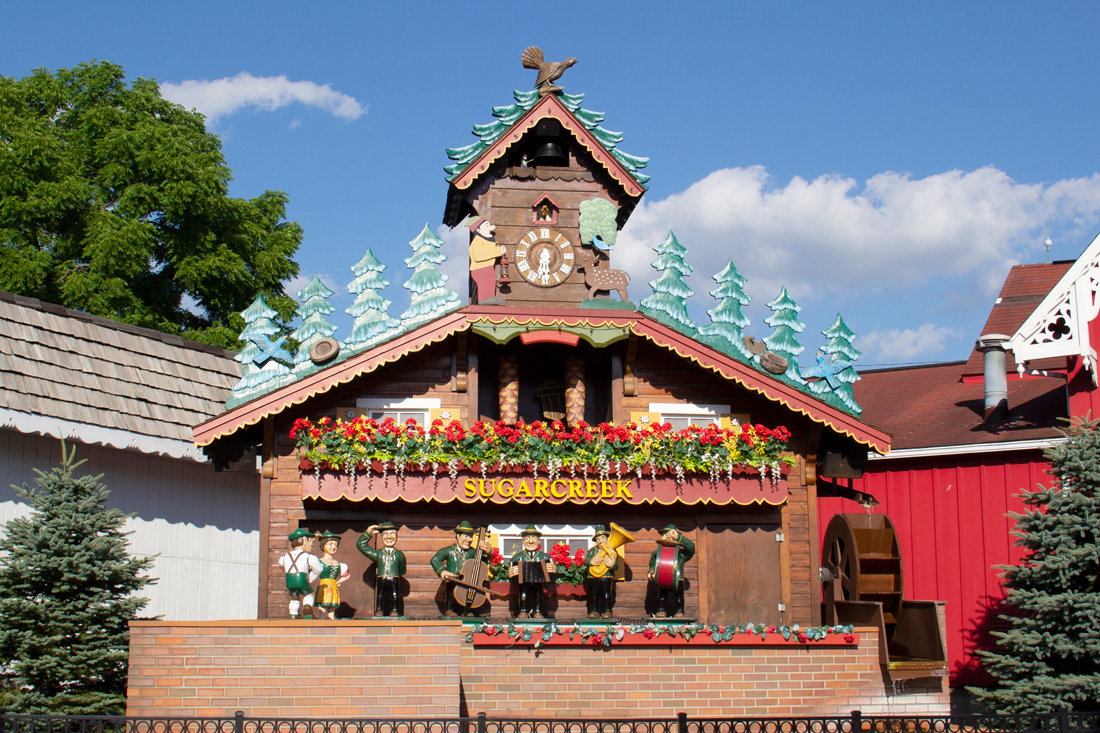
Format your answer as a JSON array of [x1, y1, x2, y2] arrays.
[[399, 224, 461, 330], [230, 295, 292, 406], [345, 248, 400, 353], [971, 416, 1100, 712], [697, 258, 753, 360], [806, 314, 862, 413], [290, 276, 337, 377], [639, 230, 696, 332], [762, 287, 806, 385]]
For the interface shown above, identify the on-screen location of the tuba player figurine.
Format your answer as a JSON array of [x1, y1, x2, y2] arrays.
[[278, 528, 323, 619], [647, 524, 696, 618], [583, 526, 618, 619], [357, 522, 406, 617]]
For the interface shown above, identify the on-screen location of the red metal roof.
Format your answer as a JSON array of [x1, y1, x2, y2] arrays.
[[855, 361, 1065, 450], [961, 261, 1073, 377]]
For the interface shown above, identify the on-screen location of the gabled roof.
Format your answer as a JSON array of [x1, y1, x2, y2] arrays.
[[0, 291, 239, 459], [193, 306, 891, 454], [961, 260, 1073, 378]]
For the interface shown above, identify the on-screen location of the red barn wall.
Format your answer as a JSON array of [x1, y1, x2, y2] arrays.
[[817, 450, 1052, 687]]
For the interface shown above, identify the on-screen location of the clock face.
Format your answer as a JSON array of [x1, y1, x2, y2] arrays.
[[514, 227, 575, 288]]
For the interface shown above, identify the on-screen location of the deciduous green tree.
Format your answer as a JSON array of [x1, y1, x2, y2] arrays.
[[0, 60, 301, 347]]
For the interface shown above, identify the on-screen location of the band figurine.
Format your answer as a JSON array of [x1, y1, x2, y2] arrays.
[[278, 528, 323, 619], [584, 525, 618, 619], [508, 524, 555, 619], [431, 521, 493, 617], [315, 531, 350, 619], [357, 521, 406, 617], [648, 524, 696, 618]]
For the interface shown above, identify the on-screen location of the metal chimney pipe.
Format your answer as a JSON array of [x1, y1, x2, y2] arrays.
[[976, 334, 1010, 421]]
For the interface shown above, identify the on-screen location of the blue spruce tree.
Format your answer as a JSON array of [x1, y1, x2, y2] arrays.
[[399, 225, 461, 330], [804, 314, 862, 414], [697, 258, 754, 361], [761, 287, 807, 385], [290, 275, 337, 377], [229, 295, 293, 407], [345, 248, 400, 353], [639, 230, 696, 333]]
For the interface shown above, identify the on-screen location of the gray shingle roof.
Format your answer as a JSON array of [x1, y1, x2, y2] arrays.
[[0, 291, 239, 444]]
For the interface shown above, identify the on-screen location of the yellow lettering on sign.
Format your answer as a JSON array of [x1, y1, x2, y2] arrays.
[[585, 480, 600, 499], [550, 480, 568, 499], [616, 480, 634, 500], [460, 475, 637, 503], [513, 480, 532, 500], [464, 478, 477, 499], [480, 479, 496, 499], [569, 480, 584, 500], [601, 481, 615, 499], [498, 479, 514, 499], [533, 479, 550, 499]]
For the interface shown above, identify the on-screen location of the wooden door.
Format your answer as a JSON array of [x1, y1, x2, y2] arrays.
[[703, 524, 783, 624]]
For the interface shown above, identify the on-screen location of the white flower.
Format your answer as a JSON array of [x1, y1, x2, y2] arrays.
[[345, 409, 357, 420], [639, 414, 651, 424], [441, 410, 452, 420]]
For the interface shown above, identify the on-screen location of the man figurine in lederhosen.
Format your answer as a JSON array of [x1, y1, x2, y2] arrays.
[[647, 524, 696, 618], [584, 525, 617, 619], [508, 524, 555, 619], [357, 521, 406, 617], [278, 528, 323, 619], [430, 521, 493, 617]]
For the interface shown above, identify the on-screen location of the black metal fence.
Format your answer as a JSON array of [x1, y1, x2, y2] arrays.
[[0, 712, 1097, 733]]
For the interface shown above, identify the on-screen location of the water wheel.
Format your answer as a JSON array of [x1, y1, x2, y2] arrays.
[[822, 513, 904, 627]]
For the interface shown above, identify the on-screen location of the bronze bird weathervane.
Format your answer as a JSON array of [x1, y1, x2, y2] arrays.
[[521, 46, 577, 96]]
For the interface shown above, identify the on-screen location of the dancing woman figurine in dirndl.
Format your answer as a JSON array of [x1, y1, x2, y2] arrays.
[[315, 531, 350, 619]]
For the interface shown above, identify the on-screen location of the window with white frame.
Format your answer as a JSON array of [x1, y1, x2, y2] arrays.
[[492, 524, 593, 559], [649, 402, 729, 430], [355, 397, 441, 425]]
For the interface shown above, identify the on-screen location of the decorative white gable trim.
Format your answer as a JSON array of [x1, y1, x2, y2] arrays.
[[1010, 231, 1100, 385]]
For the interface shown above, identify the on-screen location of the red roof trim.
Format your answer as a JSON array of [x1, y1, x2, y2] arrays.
[[450, 95, 645, 197]]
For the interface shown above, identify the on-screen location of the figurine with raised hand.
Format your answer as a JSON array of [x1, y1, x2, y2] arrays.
[[357, 521, 407, 617], [278, 528, 323, 619]]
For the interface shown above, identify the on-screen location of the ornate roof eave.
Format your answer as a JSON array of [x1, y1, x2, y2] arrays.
[[1010, 230, 1100, 384], [195, 306, 891, 455]]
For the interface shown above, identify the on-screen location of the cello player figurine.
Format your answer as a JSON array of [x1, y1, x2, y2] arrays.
[[430, 521, 493, 617], [508, 524, 554, 619], [647, 524, 696, 618]]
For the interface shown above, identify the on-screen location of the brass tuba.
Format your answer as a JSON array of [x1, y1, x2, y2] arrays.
[[588, 523, 635, 578]]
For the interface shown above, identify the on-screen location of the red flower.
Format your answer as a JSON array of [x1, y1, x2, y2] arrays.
[[489, 549, 503, 566], [844, 633, 855, 644], [590, 633, 604, 645], [642, 628, 656, 640], [574, 548, 586, 566], [796, 633, 808, 644], [765, 626, 776, 633], [484, 626, 497, 636]]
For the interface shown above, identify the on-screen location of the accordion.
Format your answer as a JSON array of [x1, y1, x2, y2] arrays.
[[521, 560, 549, 583]]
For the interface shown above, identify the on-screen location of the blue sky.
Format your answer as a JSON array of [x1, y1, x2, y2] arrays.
[[6, 2, 1100, 367]]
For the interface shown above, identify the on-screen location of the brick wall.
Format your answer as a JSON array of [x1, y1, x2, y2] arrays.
[[126, 620, 462, 717], [127, 622, 948, 717]]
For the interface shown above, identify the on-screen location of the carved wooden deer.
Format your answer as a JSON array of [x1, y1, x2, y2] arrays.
[[575, 248, 630, 302]]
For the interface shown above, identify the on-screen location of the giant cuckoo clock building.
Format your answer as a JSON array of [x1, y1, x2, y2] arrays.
[[128, 51, 953, 718]]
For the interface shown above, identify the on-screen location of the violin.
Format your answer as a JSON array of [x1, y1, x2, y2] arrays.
[[452, 527, 504, 611]]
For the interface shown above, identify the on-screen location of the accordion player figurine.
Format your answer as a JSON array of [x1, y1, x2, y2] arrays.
[[508, 524, 554, 619], [648, 524, 696, 618]]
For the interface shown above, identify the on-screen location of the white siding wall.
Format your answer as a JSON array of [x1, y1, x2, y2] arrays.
[[0, 428, 259, 620]]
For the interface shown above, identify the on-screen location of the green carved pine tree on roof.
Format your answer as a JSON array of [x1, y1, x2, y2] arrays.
[[762, 287, 806, 385], [290, 275, 337, 377], [231, 295, 292, 405], [345, 248, 400, 353], [0, 442, 154, 713], [399, 225, 461, 330], [697, 258, 754, 361], [806, 314, 862, 414], [970, 415, 1100, 712], [639, 230, 696, 333]]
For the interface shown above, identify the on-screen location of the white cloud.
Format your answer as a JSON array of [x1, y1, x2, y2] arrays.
[[617, 166, 1100, 307], [161, 73, 366, 123], [858, 324, 962, 363]]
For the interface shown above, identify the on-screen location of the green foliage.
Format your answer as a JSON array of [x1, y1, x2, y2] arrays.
[[345, 248, 400, 352], [400, 224, 460, 330], [971, 416, 1100, 712], [0, 442, 154, 714], [290, 275, 337, 374], [698, 258, 754, 361], [0, 61, 302, 348], [762, 287, 806, 385], [578, 198, 618, 247], [640, 230, 696, 331]]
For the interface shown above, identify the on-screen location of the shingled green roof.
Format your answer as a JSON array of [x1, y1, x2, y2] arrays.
[[445, 90, 651, 186]]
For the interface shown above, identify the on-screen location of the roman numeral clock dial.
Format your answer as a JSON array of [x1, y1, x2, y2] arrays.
[[513, 227, 575, 287]]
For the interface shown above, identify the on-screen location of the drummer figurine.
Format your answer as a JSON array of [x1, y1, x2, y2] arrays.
[[430, 521, 493, 617], [508, 524, 555, 619], [647, 524, 696, 618], [584, 525, 617, 619], [357, 521, 406, 617], [277, 528, 323, 619]]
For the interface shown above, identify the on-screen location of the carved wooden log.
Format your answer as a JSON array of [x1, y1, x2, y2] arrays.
[[498, 355, 520, 424], [565, 357, 585, 427]]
